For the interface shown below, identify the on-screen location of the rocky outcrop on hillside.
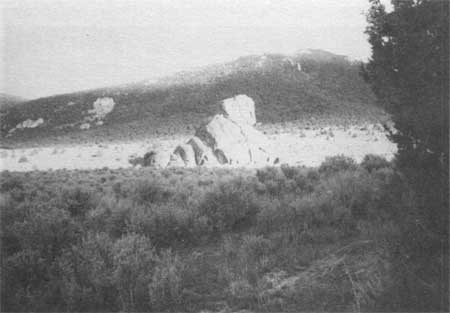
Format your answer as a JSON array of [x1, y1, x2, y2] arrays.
[[7, 118, 45, 136], [80, 97, 115, 129], [167, 95, 279, 167]]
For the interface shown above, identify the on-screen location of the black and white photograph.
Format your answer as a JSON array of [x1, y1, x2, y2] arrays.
[[0, 0, 448, 311]]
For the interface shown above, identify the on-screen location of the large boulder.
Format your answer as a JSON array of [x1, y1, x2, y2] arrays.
[[167, 153, 185, 167], [164, 95, 279, 167], [196, 114, 252, 165], [88, 97, 115, 120], [128, 151, 170, 168], [172, 144, 196, 167], [240, 124, 277, 164], [219, 94, 256, 126], [143, 151, 170, 167], [187, 136, 219, 166], [195, 114, 276, 165]]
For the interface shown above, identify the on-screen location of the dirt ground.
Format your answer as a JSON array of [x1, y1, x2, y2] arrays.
[[0, 121, 397, 172]]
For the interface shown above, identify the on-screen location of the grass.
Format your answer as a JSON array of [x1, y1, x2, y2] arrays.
[[0, 155, 415, 312]]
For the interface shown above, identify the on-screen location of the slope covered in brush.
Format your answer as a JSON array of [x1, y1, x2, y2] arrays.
[[0, 94, 26, 111], [1, 49, 385, 145]]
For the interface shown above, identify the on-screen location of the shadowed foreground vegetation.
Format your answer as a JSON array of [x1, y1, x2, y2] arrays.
[[2, 155, 444, 312]]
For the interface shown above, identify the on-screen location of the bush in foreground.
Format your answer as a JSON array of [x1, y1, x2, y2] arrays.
[[1, 155, 438, 312]]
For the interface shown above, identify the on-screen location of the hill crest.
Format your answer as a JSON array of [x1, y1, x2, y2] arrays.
[[1, 49, 385, 146]]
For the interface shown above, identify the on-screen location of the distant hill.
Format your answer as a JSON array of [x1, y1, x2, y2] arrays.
[[0, 49, 387, 146], [0, 93, 26, 111]]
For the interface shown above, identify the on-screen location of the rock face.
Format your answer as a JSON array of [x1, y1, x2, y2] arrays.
[[129, 150, 171, 168], [88, 97, 115, 120], [172, 144, 196, 167], [7, 118, 45, 136], [220, 94, 256, 126], [187, 136, 218, 166], [80, 123, 90, 130], [166, 95, 278, 167]]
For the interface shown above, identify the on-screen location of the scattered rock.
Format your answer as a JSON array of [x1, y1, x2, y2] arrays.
[[9, 118, 44, 134], [144, 151, 170, 167], [80, 123, 90, 130], [88, 97, 115, 120], [17, 118, 44, 129]]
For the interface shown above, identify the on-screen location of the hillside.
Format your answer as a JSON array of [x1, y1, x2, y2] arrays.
[[0, 49, 387, 147], [0, 93, 26, 111]]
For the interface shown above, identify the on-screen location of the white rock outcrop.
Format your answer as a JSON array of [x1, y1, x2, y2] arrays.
[[220, 94, 256, 126], [187, 136, 219, 166], [172, 144, 196, 167], [17, 118, 44, 129], [80, 123, 91, 130], [84, 97, 116, 125], [165, 95, 278, 167], [9, 118, 44, 134], [88, 97, 115, 120]]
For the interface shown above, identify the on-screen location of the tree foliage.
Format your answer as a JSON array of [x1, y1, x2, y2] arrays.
[[364, 0, 448, 160], [363, 0, 449, 311]]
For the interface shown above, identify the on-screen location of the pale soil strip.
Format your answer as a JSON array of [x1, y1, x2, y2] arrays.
[[0, 124, 396, 172]]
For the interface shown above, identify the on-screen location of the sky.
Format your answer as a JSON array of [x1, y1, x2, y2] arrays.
[[0, 0, 392, 100]]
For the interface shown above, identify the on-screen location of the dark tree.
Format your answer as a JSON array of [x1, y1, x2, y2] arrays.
[[364, 0, 449, 311]]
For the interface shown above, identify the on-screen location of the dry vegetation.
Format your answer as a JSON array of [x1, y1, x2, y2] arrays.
[[1, 155, 418, 312], [1, 51, 387, 148]]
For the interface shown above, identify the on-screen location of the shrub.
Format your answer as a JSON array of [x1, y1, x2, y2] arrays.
[[318, 155, 357, 175], [221, 235, 271, 285], [280, 164, 298, 179], [60, 187, 95, 218], [0, 163, 408, 312], [58, 232, 117, 311], [316, 170, 370, 227], [112, 233, 157, 312], [89, 196, 134, 238], [256, 167, 284, 183], [240, 235, 271, 282], [1, 175, 23, 190], [255, 166, 294, 196], [12, 204, 80, 259], [128, 203, 203, 248], [293, 169, 317, 193], [360, 154, 391, 173], [148, 249, 184, 311], [198, 179, 258, 234], [2, 248, 57, 312], [134, 179, 173, 204]]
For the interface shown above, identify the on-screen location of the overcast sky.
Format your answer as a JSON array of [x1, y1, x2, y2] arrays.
[[0, 0, 392, 100]]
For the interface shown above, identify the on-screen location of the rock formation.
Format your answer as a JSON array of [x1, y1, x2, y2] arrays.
[[88, 97, 115, 120], [219, 94, 256, 126], [80, 97, 115, 129], [8, 118, 44, 135], [167, 94, 279, 167]]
